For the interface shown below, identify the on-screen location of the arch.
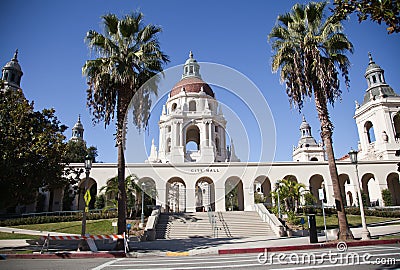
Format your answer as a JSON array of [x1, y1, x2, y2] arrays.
[[387, 173, 400, 206], [283, 175, 298, 183], [171, 103, 177, 112], [361, 173, 380, 206], [364, 121, 376, 143], [77, 178, 97, 211], [393, 114, 400, 140], [309, 174, 324, 205], [253, 176, 272, 205], [188, 100, 196, 112], [166, 138, 171, 153], [215, 137, 221, 155], [186, 125, 200, 148], [310, 157, 318, 161], [195, 177, 215, 211], [166, 177, 186, 212], [338, 174, 350, 206], [225, 177, 244, 211]]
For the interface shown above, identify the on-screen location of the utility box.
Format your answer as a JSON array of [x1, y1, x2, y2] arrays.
[[308, 214, 318, 243]]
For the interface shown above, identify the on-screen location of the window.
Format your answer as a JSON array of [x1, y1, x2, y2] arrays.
[[171, 103, 177, 111], [189, 66, 193, 74], [3, 72, 8, 80], [364, 121, 376, 143], [167, 125, 171, 133], [189, 100, 196, 112], [166, 138, 171, 153], [372, 75, 377, 83], [215, 125, 219, 132]]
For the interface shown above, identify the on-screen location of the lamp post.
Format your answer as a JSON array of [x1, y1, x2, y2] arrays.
[[275, 181, 282, 219], [140, 182, 145, 228], [78, 155, 92, 251], [348, 149, 371, 240]]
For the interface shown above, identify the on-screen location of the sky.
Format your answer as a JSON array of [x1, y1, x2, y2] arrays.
[[1, 0, 399, 163]]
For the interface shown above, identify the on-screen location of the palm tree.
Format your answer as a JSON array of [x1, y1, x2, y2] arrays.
[[268, 2, 354, 240], [83, 12, 169, 249]]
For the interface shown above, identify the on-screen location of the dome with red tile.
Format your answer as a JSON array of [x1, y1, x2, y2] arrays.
[[170, 77, 214, 98]]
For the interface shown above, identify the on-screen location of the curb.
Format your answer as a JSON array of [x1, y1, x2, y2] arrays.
[[2, 251, 126, 259], [218, 238, 400, 255]]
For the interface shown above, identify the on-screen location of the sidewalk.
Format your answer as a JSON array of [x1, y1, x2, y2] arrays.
[[0, 224, 399, 258]]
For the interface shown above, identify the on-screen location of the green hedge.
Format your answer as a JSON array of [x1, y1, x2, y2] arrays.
[[298, 206, 400, 218], [0, 212, 118, 227]]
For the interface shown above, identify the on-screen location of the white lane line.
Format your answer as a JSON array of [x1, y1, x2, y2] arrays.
[[91, 258, 124, 270]]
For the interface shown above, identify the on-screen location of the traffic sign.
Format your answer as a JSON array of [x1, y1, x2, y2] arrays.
[[318, 188, 325, 200], [84, 190, 91, 206]]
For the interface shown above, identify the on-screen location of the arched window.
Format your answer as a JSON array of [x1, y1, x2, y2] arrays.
[[364, 121, 376, 143], [215, 137, 221, 155], [166, 138, 171, 153], [189, 100, 196, 112], [310, 157, 318, 161], [171, 103, 177, 112], [393, 114, 400, 140]]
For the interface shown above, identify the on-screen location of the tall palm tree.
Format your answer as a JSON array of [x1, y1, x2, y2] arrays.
[[83, 12, 169, 249], [268, 2, 354, 240]]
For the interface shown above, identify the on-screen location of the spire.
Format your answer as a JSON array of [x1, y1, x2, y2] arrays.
[[71, 115, 84, 141], [2, 49, 23, 89], [368, 52, 373, 63], [189, 50, 193, 59]]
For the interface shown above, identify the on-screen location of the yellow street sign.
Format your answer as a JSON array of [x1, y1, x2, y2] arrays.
[[84, 190, 91, 206], [85, 206, 89, 213]]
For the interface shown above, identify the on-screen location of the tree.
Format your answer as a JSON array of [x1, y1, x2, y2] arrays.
[[0, 88, 71, 210], [64, 140, 98, 163], [82, 12, 169, 248], [333, 0, 400, 34], [272, 179, 306, 213], [268, 1, 354, 240]]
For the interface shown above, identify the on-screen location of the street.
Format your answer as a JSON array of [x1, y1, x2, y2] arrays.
[[1, 244, 399, 270]]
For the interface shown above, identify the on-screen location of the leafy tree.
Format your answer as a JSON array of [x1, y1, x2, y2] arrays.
[[268, 2, 354, 240], [0, 88, 72, 210], [64, 139, 98, 163], [333, 0, 400, 34], [82, 12, 169, 248], [381, 188, 393, 206]]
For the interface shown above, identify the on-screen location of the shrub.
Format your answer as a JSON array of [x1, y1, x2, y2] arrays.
[[381, 189, 393, 207]]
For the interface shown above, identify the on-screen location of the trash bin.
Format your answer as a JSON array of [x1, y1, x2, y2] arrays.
[[308, 214, 318, 243]]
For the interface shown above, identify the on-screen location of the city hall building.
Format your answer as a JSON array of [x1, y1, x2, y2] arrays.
[[2, 51, 400, 213]]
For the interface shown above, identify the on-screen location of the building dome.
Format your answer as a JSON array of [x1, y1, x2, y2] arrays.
[[170, 77, 214, 98], [299, 116, 311, 130], [365, 52, 382, 77], [170, 51, 215, 98]]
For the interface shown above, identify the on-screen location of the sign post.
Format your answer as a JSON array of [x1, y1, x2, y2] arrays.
[[319, 188, 328, 242]]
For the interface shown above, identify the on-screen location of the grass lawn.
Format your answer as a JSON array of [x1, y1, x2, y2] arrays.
[[0, 232, 38, 240], [12, 218, 142, 235]]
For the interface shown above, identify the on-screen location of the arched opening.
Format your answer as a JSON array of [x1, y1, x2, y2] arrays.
[[309, 174, 324, 206], [166, 138, 171, 153], [283, 175, 298, 183], [48, 188, 64, 212], [171, 103, 177, 112], [253, 176, 272, 205], [77, 178, 97, 211], [338, 174, 350, 206], [310, 157, 318, 161], [215, 137, 221, 155], [225, 177, 244, 211], [195, 177, 215, 211], [393, 115, 400, 141], [189, 100, 196, 112], [166, 177, 186, 212], [134, 178, 157, 217], [185, 125, 200, 161], [361, 173, 380, 207], [364, 121, 376, 143], [387, 173, 400, 206]]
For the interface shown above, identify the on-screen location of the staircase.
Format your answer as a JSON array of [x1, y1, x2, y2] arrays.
[[156, 211, 276, 239]]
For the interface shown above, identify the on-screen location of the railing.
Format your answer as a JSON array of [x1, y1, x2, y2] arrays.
[[206, 206, 218, 238], [254, 203, 286, 237]]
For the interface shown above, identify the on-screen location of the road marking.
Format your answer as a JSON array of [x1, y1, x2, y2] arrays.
[[91, 258, 123, 270]]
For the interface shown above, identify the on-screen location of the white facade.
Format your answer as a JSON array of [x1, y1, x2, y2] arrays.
[[64, 53, 400, 213]]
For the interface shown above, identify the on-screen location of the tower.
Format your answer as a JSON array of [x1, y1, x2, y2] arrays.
[[71, 115, 84, 142], [1, 49, 23, 89], [292, 115, 325, 161], [354, 53, 400, 160], [149, 52, 234, 163]]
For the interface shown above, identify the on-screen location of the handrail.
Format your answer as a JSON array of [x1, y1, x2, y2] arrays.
[[206, 205, 218, 238], [254, 203, 286, 237]]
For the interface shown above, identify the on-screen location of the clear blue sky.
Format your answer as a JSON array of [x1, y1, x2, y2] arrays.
[[1, 0, 399, 163]]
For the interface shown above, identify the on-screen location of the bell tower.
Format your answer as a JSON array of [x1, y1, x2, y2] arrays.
[[354, 53, 400, 160], [147, 52, 238, 163], [1, 49, 23, 90]]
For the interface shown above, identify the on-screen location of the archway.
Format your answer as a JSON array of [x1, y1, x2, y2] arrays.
[[137, 178, 157, 217], [195, 177, 215, 211], [225, 177, 244, 211], [361, 173, 380, 206], [77, 178, 97, 211], [309, 174, 324, 205], [394, 114, 400, 141], [387, 173, 400, 206], [166, 177, 186, 212], [283, 175, 298, 183], [338, 174, 350, 206], [253, 176, 272, 205], [364, 121, 376, 143]]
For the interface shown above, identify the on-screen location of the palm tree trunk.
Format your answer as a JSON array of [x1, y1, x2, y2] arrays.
[[115, 94, 128, 250], [314, 92, 354, 240]]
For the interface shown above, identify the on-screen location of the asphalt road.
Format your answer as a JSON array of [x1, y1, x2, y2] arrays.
[[1, 244, 399, 270]]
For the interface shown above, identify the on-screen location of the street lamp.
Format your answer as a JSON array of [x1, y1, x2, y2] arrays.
[[275, 181, 282, 219], [348, 149, 371, 240], [140, 182, 146, 228], [78, 155, 92, 251]]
